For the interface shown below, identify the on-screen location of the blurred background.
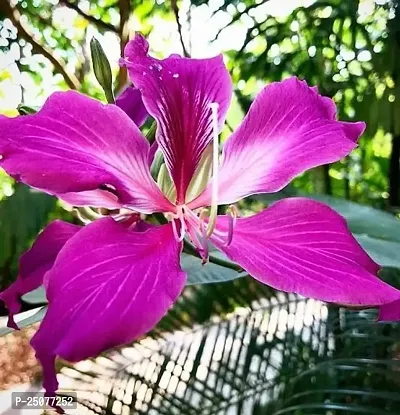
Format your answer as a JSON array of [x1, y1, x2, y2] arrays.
[[1, 0, 400, 414]]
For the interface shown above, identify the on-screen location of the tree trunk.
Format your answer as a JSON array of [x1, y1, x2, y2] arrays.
[[117, 0, 131, 92]]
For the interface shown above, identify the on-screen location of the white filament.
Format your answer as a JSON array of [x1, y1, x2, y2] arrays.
[[171, 206, 186, 242], [172, 215, 186, 242], [206, 102, 220, 237]]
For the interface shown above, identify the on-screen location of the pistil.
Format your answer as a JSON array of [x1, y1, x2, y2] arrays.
[[206, 102, 220, 237]]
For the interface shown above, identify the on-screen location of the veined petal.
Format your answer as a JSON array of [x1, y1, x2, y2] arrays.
[[189, 77, 365, 208], [0, 220, 80, 329], [379, 299, 400, 321], [122, 34, 232, 203], [59, 189, 121, 209], [211, 198, 400, 306], [0, 91, 174, 213], [30, 218, 186, 396], [116, 85, 148, 127]]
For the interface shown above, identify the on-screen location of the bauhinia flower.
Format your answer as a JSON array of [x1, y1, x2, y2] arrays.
[[1, 34, 400, 398]]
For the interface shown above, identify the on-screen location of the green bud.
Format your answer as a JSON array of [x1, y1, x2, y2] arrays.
[[17, 105, 38, 115], [90, 37, 115, 104]]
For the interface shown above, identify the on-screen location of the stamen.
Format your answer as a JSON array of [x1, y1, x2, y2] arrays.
[[225, 215, 234, 246], [206, 102, 220, 237], [73, 208, 91, 225], [227, 204, 239, 225], [82, 207, 103, 220], [224, 205, 239, 246], [199, 209, 210, 261], [171, 206, 186, 242]]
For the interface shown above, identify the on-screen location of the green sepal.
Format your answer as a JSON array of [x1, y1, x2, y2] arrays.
[[157, 164, 177, 203], [17, 105, 38, 115], [185, 144, 213, 202]]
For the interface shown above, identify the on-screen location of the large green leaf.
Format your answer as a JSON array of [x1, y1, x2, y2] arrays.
[[356, 235, 400, 269], [259, 193, 400, 243], [258, 193, 400, 273], [21, 286, 47, 304], [308, 195, 400, 243], [182, 252, 246, 285], [296, 195, 400, 271]]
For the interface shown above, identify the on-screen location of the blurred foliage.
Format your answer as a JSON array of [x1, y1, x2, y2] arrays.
[[1, 0, 400, 413], [214, 0, 400, 207], [0, 184, 57, 285]]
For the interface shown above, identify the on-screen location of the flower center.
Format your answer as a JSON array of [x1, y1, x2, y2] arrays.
[[165, 204, 237, 261]]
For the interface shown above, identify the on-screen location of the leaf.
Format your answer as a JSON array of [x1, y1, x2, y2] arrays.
[[182, 252, 246, 285], [356, 235, 400, 269], [308, 195, 400, 243], [21, 286, 47, 304], [0, 306, 47, 336], [260, 192, 400, 243]]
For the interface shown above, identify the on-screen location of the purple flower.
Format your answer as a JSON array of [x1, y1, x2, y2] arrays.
[[1, 34, 400, 398]]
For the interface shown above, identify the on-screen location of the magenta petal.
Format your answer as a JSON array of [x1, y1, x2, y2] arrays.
[[0, 91, 173, 213], [116, 85, 148, 127], [0, 220, 80, 329], [30, 217, 186, 396], [211, 198, 400, 306], [378, 299, 400, 321], [148, 141, 158, 166], [122, 34, 232, 203], [189, 77, 365, 208], [58, 189, 121, 209]]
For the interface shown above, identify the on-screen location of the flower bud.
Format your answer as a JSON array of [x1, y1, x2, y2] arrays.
[[90, 37, 115, 104]]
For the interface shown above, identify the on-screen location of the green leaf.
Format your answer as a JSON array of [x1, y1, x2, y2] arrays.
[[356, 235, 400, 269], [0, 306, 47, 336], [182, 252, 246, 285], [260, 193, 400, 243], [90, 37, 114, 104], [308, 195, 400, 243], [258, 192, 400, 273]]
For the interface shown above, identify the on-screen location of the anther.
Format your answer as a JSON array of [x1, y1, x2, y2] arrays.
[[199, 209, 210, 261]]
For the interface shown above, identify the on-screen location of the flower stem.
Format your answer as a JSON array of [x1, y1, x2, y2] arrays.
[[183, 240, 242, 272]]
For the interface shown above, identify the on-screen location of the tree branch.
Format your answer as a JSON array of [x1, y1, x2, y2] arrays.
[[116, 0, 131, 91], [171, 0, 189, 57], [0, 1, 80, 90], [60, 0, 118, 33]]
